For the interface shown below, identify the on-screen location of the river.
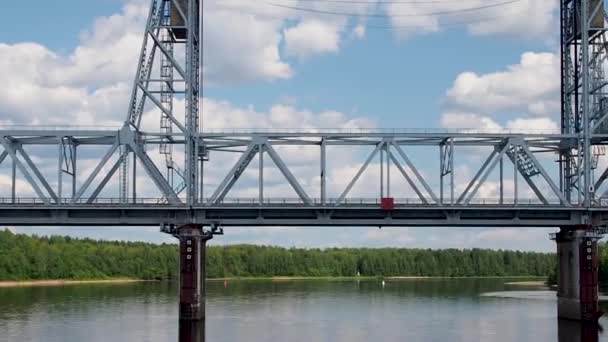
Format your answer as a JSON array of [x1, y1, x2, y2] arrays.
[[0, 278, 606, 341]]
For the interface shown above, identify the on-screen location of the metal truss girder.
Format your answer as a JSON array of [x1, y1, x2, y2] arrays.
[[0, 139, 51, 205], [87, 149, 129, 204], [390, 142, 439, 203], [17, 145, 59, 203], [0, 150, 7, 167], [146, 29, 187, 80], [264, 142, 312, 205], [517, 140, 570, 205], [505, 151, 548, 205], [72, 142, 120, 204], [457, 149, 498, 205], [389, 152, 428, 204], [137, 84, 187, 132], [207, 143, 258, 204], [129, 141, 181, 205], [464, 143, 510, 205], [336, 141, 385, 204]]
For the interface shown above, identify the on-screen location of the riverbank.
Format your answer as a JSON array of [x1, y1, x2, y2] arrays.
[[207, 275, 546, 282], [0, 279, 148, 288]]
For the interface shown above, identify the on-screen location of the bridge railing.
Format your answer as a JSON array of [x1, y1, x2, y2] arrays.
[[200, 127, 564, 135], [0, 197, 597, 207]]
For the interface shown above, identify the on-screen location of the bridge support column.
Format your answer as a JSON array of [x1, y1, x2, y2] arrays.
[[554, 227, 601, 322], [176, 225, 213, 342]]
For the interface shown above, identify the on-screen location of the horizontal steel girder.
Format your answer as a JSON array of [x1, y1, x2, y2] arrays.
[[0, 205, 596, 227]]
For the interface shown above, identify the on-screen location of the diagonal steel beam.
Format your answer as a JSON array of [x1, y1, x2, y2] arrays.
[[518, 141, 569, 205], [129, 142, 181, 205], [0, 139, 50, 204], [137, 83, 187, 132], [264, 142, 313, 205], [86, 150, 127, 204], [207, 143, 258, 205], [457, 149, 497, 204], [0, 150, 7, 167], [16, 145, 59, 203], [390, 142, 439, 203], [505, 152, 548, 205], [389, 152, 428, 204], [72, 142, 120, 203], [336, 141, 385, 205], [464, 142, 510, 205], [595, 166, 608, 193]]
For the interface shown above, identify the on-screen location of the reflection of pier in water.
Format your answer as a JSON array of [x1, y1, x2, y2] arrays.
[[559, 319, 601, 342]]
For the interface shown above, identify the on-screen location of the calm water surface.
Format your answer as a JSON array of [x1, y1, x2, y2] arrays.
[[0, 278, 606, 342]]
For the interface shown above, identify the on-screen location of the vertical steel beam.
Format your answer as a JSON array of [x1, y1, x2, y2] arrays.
[[499, 156, 504, 205], [581, 0, 591, 207], [58, 140, 64, 201], [439, 142, 444, 204], [259, 144, 264, 205], [450, 138, 455, 204], [72, 145, 77, 199], [321, 138, 327, 205], [133, 152, 138, 203], [11, 157, 16, 203], [386, 143, 391, 197], [380, 146, 384, 198]]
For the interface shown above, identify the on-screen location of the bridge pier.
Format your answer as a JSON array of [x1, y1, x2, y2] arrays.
[[554, 227, 602, 322], [176, 225, 213, 342]]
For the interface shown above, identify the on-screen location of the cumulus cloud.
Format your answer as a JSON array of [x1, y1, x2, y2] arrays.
[[441, 51, 560, 133], [383, 0, 558, 40], [284, 20, 341, 60]]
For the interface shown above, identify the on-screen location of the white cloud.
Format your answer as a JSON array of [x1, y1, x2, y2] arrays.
[[383, 0, 558, 40], [446, 52, 560, 116], [284, 20, 341, 60]]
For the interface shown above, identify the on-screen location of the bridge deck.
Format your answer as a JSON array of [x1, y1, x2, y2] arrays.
[[0, 197, 603, 227]]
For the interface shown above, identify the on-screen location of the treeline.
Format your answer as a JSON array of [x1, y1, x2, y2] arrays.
[[0, 230, 557, 281]]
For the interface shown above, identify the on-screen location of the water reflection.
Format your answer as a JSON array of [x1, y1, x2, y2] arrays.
[[558, 319, 601, 342], [179, 320, 204, 342]]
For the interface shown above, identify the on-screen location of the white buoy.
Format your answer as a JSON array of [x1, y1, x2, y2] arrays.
[[382, 280, 386, 287]]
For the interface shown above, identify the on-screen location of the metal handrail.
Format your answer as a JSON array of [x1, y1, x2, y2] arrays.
[[0, 197, 595, 206]]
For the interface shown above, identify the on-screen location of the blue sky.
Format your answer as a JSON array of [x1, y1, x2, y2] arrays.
[[1, 0, 566, 251]]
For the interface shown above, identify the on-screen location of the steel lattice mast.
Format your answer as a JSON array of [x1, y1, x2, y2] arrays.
[[561, 0, 608, 209], [124, 0, 201, 204]]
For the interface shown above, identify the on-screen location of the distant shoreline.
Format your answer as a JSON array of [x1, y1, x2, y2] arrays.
[[208, 275, 546, 281], [0, 276, 548, 288], [0, 279, 149, 288]]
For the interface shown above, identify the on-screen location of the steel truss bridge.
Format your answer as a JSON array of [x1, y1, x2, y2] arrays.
[[2, 0, 608, 337], [2, 128, 608, 228], [0, 0, 607, 232]]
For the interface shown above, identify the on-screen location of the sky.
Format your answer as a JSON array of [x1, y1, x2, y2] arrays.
[[0, 0, 571, 251]]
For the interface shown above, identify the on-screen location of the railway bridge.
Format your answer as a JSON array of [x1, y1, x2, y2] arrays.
[[1, 0, 607, 341]]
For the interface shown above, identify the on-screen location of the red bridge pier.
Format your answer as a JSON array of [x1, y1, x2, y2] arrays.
[[554, 227, 602, 322], [176, 225, 213, 342]]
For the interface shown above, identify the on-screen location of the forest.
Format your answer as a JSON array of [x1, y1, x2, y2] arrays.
[[0, 229, 562, 281]]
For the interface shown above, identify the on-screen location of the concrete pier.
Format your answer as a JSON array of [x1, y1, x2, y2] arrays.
[[555, 227, 601, 322], [177, 225, 213, 342]]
